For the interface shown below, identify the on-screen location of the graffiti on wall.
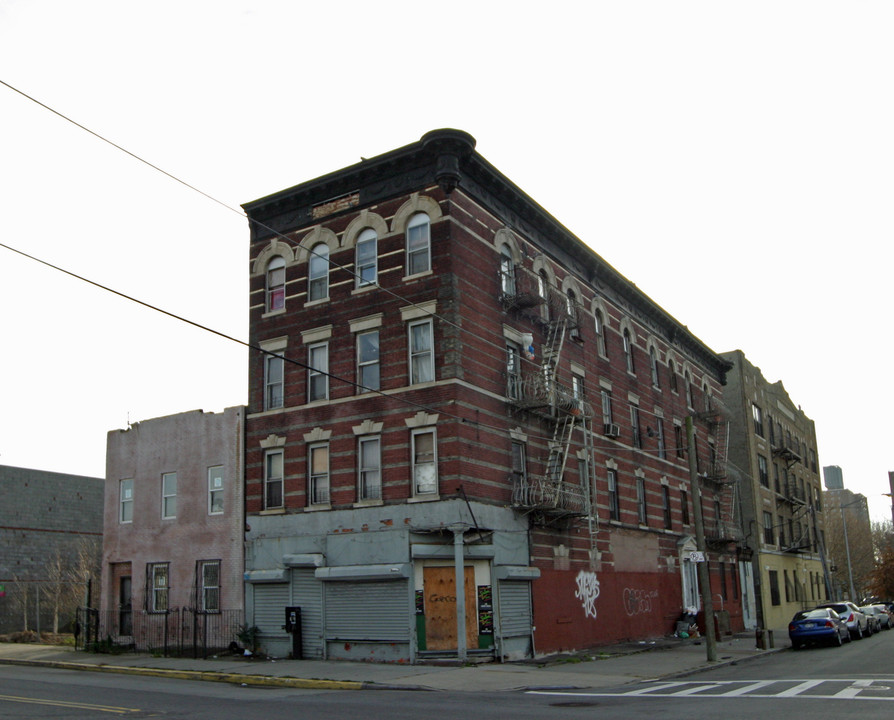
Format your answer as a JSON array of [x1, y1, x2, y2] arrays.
[[574, 570, 601, 619], [623, 587, 659, 617]]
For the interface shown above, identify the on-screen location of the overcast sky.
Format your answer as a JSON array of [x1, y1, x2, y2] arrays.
[[1, 1, 892, 522]]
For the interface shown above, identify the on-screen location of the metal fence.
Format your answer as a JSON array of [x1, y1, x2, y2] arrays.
[[0, 580, 89, 636], [76, 607, 244, 658]]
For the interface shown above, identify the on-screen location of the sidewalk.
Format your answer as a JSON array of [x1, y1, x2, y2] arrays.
[[0, 631, 788, 692]]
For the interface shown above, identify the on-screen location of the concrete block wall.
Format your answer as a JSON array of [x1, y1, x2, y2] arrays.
[[0, 464, 104, 633]]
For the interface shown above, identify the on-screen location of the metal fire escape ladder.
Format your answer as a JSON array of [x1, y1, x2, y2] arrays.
[[546, 414, 576, 487], [541, 306, 567, 411]]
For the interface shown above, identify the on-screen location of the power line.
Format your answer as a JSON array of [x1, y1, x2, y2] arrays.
[[0, 78, 544, 379], [0, 237, 607, 450], [0, 79, 713, 454], [0, 78, 704, 431]]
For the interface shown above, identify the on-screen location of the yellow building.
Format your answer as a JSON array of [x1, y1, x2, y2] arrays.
[[720, 350, 829, 631]]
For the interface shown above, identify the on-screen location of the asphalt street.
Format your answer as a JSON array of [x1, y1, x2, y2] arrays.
[[1, 632, 893, 719]]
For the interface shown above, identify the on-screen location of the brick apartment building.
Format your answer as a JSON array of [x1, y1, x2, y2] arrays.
[[100, 407, 245, 651], [721, 350, 828, 630], [241, 130, 743, 661]]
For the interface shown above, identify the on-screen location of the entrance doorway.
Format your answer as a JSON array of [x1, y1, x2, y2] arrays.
[[423, 566, 477, 651], [119, 576, 132, 636]]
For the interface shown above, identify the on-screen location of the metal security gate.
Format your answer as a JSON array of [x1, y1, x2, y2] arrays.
[[291, 568, 323, 659], [252, 583, 290, 645], [498, 581, 534, 659], [324, 581, 409, 643]]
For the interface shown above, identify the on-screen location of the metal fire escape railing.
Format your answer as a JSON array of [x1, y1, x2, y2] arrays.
[[502, 271, 595, 539], [696, 397, 745, 546]]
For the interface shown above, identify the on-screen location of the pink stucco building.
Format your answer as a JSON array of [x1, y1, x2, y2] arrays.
[[100, 407, 244, 651]]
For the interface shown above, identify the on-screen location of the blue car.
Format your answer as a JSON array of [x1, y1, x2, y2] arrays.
[[789, 608, 850, 649]]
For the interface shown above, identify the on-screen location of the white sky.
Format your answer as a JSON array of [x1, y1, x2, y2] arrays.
[[1, 1, 892, 522]]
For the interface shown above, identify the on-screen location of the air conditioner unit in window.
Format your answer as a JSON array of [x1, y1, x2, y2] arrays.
[[603, 423, 621, 438]]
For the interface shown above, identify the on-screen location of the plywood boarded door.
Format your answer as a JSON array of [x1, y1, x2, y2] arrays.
[[423, 566, 477, 651]]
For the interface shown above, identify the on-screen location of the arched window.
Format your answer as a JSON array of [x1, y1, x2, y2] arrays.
[[308, 243, 329, 301], [538, 269, 550, 321], [650, 347, 660, 388], [594, 310, 607, 357], [406, 213, 431, 275], [684, 371, 693, 409], [499, 245, 515, 295], [668, 360, 678, 392], [623, 328, 635, 374], [355, 228, 377, 287], [266, 256, 285, 312], [567, 289, 580, 338]]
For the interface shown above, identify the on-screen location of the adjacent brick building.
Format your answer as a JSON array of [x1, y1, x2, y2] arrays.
[[100, 407, 245, 650], [721, 350, 828, 630], [242, 130, 743, 661]]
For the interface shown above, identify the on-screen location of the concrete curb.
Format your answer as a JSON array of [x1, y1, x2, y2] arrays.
[[0, 658, 364, 691], [0, 638, 789, 693], [662, 645, 788, 681]]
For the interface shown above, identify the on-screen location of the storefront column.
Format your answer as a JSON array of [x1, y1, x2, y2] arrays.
[[454, 526, 467, 662]]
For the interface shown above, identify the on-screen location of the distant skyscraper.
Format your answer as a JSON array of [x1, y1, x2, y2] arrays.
[[823, 465, 844, 490]]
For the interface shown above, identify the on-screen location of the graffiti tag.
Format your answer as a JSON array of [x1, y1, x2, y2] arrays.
[[623, 587, 659, 617], [574, 570, 601, 619]]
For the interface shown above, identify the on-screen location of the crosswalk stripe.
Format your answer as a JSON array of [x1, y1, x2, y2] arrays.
[[722, 680, 776, 696], [670, 683, 722, 696], [624, 682, 682, 695], [833, 679, 875, 699], [528, 677, 894, 703], [777, 680, 824, 697]]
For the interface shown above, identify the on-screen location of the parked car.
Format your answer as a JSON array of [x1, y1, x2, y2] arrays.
[[789, 608, 850, 649], [862, 605, 892, 630], [816, 602, 869, 640], [860, 606, 881, 634]]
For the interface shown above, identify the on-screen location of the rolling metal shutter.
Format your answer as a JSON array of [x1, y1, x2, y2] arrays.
[[324, 581, 409, 641], [252, 583, 290, 636], [498, 581, 532, 638], [291, 568, 324, 658]]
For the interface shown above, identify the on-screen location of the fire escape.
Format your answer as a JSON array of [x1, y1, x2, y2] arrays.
[[773, 438, 811, 553], [500, 267, 594, 529], [696, 400, 744, 548]]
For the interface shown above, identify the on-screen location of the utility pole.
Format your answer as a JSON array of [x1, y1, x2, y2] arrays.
[[686, 415, 717, 662], [811, 505, 834, 600], [841, 501, 858, 601]]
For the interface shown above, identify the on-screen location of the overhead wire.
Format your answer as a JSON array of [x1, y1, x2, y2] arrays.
[[0, 78, 709, 453]]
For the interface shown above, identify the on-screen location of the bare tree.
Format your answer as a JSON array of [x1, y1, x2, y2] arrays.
[[66, 537, 101, 612], [871, 520, 894, 559], [8, 575, 30, 633], [866, 545, 894, 600], [42, 549, 67, 633]]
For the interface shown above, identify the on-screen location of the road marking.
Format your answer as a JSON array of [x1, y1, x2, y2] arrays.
[[624, 682, 683, 696], [0, 693, 140, 714], [669, 683, 723, 695], [777, 680, 824, 697], [722, 680, 776, 696], [833, 679, 875, 699], [529, 678, 894, 702]]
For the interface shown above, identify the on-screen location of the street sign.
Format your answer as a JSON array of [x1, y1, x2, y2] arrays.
[[688, 551, 706, 563]]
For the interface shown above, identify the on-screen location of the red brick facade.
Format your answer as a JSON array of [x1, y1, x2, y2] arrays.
[[242, 130, 743, 658]]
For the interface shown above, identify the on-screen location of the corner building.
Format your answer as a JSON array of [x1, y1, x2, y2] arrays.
[[242, 130, 743, 662]]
